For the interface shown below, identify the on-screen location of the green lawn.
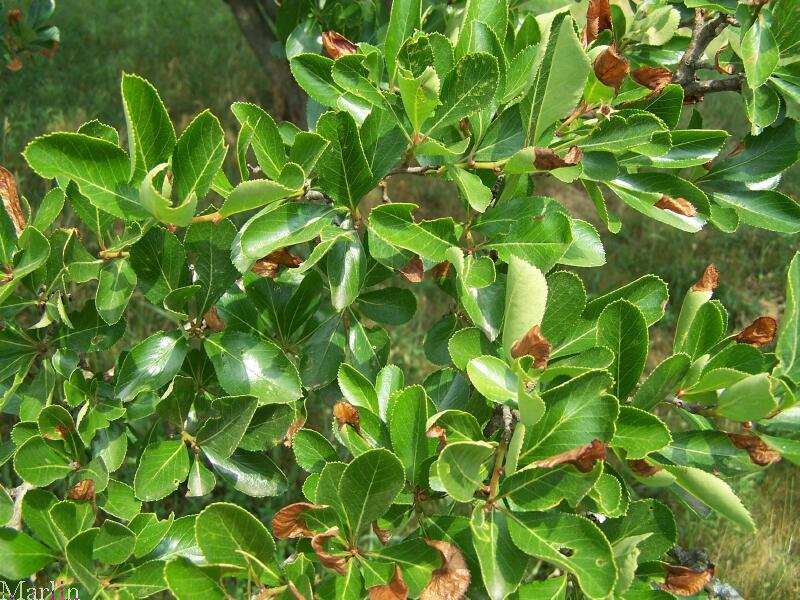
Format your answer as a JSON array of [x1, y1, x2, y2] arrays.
[[1, 1, 798, 596]]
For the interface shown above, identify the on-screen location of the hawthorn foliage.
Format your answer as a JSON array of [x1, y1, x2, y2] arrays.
[[1, 0, 800, 598]]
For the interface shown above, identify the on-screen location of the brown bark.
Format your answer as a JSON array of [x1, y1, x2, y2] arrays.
[[224, 0, 307, 125]]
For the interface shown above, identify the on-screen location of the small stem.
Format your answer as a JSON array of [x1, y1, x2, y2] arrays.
[[97, 250, 129, 260], [191, 211, 223, 224], [664, 395, 715, 415], [8, 482, 34, 530]]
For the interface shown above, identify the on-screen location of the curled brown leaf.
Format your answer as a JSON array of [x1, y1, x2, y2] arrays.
[[431, 261, 451, 280], [67, 479, 96, 502], [533, 439, 606, 473], [369, 565, 408, 600], [631, 66, 672, 93], [426, 424, 447, 444], [372, 522, 392, 545], [203, 307, 226, 332], [660, 563, 715, 596], [311, 527, 347, 575], [333, 400, 362, 435], [322, 31, 358, 60], [510, 325, 551, 368], [420, 539, 471, 600], [533, 146, 583, 171], [0, 166, 25, 234], [593, 46, 629, 92], [272, 502, 324, 539], [399, 255, 425, 283], [654, 195, 697, 217], [734, 316, 777, 347], [252, 248, 302, 279], [691, 264, 719, 292], [728, 433, 781, 466], [628, 458, 663, 478], [583, 0, 612, 45]]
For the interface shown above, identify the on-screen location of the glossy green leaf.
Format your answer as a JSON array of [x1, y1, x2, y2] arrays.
[[134, 439, 190, 501]]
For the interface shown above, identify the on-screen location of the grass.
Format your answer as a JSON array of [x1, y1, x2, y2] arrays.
[[1, 0, 798, 596]]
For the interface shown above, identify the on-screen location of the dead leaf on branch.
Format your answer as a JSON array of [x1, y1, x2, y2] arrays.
[[431, 260, 451, 280], [369, 565, 409, 600], [593, 46, 629, 92], [691, 264, 719, 292], [734, 316, 777, 347], [272, 502, 324, 539], [0, 166, 25, 234], [426, 424, 447, 444], [728, 433, 781, 466], [203, 307, 226, 332], [333, 401, 362, 435], [311, 527, 347, 575], [628, 458, 663, 477], [252, 248, 302, 279], [399, 255, 425, 283], [510, 325, 551, 368], [67, 479, 96, 502], [322, 31, 358, 60], [283, 416, 305, 447], [660, 563, 715, 596], [533, 146, 583, 171], [583, 0, 612, 46], [532, 439, 606, 473], [631, 66, 672, 94], [372, 522, 392, 545], [420, 539, 471, 600], [654, 195, 697, 217]]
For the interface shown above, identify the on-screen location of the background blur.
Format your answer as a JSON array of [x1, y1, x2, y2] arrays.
[[1, 1, 797, 596]]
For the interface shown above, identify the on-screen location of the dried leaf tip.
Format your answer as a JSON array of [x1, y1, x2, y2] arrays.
[[628, 458, 663, 478], [631, 66, 672, 94], [583, 0, 612, 46], [0, 166, 25, 234], [322, 31, 358, 60], [333, 400, 362, 435], [533, 147, 583, 171], [311, 527, 347, 575], [691, 264, 718, 292], [510, 325, 551, 368], [728, 433, 781, 466], [593, 46, 629, 92], [654, 195, 697, 217], [369, 565, 408, 599], [660, 563, 715, 596], [533, 439, 606, 473], [272, 502, 324, 539], [734, 316, 777, 347], [420, 539, 471, 599]]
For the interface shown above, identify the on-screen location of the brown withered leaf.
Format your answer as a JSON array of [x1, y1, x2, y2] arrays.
[[372, 522, 392, 545], [333, 401, 362, 435], [420, 539, 471, 600], [632, 66, 672, 93], [40, 41, 59, 59], [583, 0, 612, 45], [251, 248, 302, 278], [399, 255, 425, 283], [322, 31, 358, 60], [283, 416, 305, 448], [532, 439, 606, 473], [660, 563, 714, 596], [6, 56, 23, 71], [534, 146, 583, 171], [0, 166, 25, 234], [593, 46, 629, 92], [203, 307, 226, 332], [628, 458, 663, 477], [431, 261, 451, 280], [654, 195, 697, 217], [728, 433, 781, 466], [311, 527, 347, 575], [510, 325, 551, 367], [691, 264, 719, 292], [734, 316, 777, 347], [426, 424, 447, 444], [67, 479, 96, 502], [272, 502, 324, 539], [369, 565, 408, 600]]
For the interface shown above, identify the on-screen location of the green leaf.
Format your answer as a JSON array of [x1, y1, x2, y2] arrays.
[[165, 556, 227, 599], [231, 102, 286, 179], [24, 133, 147, 220], [449, 327, 497, 370], [50, 499, 94, 541], [187, 456, 217, 497], [716, 373, 778, 421], [290, 54, 341, 106], [184, 217, 239, 317], [115, 331, 188, 402], [172, 110, 227, 202], [316, 111, 374, 210], [369, 203, 455, 262], [96, 258, 137, 325], [470, 505, 526, 600], [597, 300, 649, 400], [204, 331, 302, 405], [133, 439, 190, 501], [339, 448, 404, 542], [777, 252, 800, 384], [500, 463, 599, 511], [94, 520, 135, 564], [502, 255, 547, 353], [328, 229, 366, 310], [205, 448, 288, 498], [338, 363, 379, 413], [195, 502, 275, 569], [660, 464, 755, 532], [121, 73, 176, 182], [448, 165, 492, 213], [0, 529, 56, 580], [541, 270, 586, 346], [710, 187, 800, 234], [741, 11, 779, 89], [13, 436, 73, 485], [332, 54, 385, 106], [389, 386, 436, 485], [385, 0, 421, 83], [611, 407, 671, 459], [98, 479, 141, 521], [293, 428, 339, 473], [0, 487, 11, 526], [632, 353, 691, 411], [427, 52, 499, 133], [467, 355, 518, 404], [197, 396, 258, 459], [520, 14, 589, 145], [434, 441, 495, 502], [626, 129, 728, 169], [399, 66, 440, 133], [355, 287, 417, 326], [219, 179, 299, 217], [507, 511, 616, 599]]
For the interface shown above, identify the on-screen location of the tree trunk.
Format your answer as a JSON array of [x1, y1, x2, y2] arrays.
[[224, 0, 307, 126]]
